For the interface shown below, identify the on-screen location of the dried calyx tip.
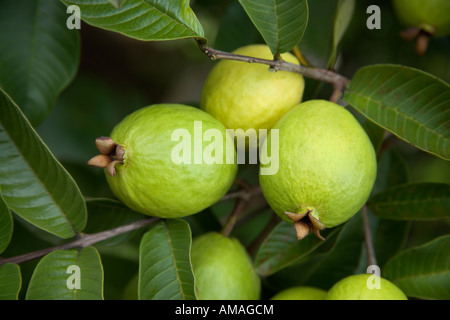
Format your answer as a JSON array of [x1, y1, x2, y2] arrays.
[[88, 136, 124, 177], [284, 209, 326, 241]]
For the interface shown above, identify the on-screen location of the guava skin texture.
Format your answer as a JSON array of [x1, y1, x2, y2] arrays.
[[200, 44, 304, 144], [105, 104, 237, 219], [393, 0, 450, 36], [259, 100, 377, 229], [271, 286, 327, 300], [191, 232, 261, 300], [326, 274, 408, 300]]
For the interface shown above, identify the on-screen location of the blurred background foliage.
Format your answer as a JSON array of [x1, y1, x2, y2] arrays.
[[5, 0, 448, 299]]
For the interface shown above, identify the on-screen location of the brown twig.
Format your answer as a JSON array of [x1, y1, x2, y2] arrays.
[[362, 205, 377, 266], [221, 198, 248, 237], [0, 217, 158, 266], [196, 40, 350, 99]]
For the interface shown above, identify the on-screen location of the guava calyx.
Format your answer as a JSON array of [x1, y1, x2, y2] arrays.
[[87, 136, 125, 177], [399, 26, 434, 56], [284, 209, 325, 241]]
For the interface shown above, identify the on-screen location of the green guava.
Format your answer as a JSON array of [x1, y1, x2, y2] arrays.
[[191, 232, 261, 300], [393, 0, 450, 36], [326, 274, 408, 300], [100, 104, 237, 219], [259, 100, 377, 239], [271, 286, 327, 300], [200, 44, 304, 148]]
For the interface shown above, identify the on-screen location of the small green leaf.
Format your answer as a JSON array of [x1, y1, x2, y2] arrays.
[[343, 65, 450, 160], [239, 0, 308, 55], [330, 0, 355, 66], [0, 0, 79, 125], [254, 220, 338, 276], [369, 183, 450, 220], [84, 198, 145, 246], [0, 194, 13, 254], [298, 0, 354, 68], [0, 89, 87, 239], [384, 236, 450, 300], [139, 219, 196, 300], [213, 1, 261, 52], [61, 0, 205, 41], [0, 264, 22, 300], [26, 247, 104, 300]]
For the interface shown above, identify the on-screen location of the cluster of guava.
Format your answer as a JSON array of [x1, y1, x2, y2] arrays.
[[88, 44, 404, 300]]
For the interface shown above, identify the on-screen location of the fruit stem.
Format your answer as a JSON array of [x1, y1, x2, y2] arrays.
[[362, 204, 377, 267]]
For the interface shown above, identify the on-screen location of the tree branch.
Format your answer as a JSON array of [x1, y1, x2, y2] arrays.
[[0, 180, 265, 266], [0, 217, 159, 266], [196, 40, 350, 99]]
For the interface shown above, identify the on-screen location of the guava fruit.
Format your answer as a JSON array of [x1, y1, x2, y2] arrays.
[[191, 232, 261, 300], [393, 0, 450, 55], [259, 100, 377, 240], [271, 286, 327, 300], [326, 274, 408, 300], [88, 104, 237, 219], [200, 44, 304, 148], [393, 0, 450, 36]]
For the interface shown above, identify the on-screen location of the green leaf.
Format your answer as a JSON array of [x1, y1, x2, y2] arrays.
[[26, 247, 104, 300], [213, 1, 261, 52], [139, 219, 196, 300], [0, 264, 22, 300], [373, 149, 409, 194], [0, 89, 87, 239], [0, 0, 79, 125], [330, 0, 355, 66], [84, 198, 145, 246], [107, 0, 125, 9], [61, 0, 205, 41], [369, 183, 450, 220], [384, 236, 450, 300], [343, 65, 450, 160], [254, 220, 339, 276], [0, 194, 13, 254], [265, 212, 364, 289], [298, 0, 354, 68], [239, 0, 308, 55], [372, 149, 410, 267]]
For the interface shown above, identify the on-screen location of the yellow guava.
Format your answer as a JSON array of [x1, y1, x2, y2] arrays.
[[393, 0, 450, 36], [200, 44, 304, 148], [103, 104, 237, 219], [326, 274, 408, 300], [271, 286, 327, 300], [191, 232, 261, 300], [259, 100, 377, 239]]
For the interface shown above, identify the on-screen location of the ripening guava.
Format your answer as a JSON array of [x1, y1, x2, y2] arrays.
[[191, 232, 261, 300], [95, 104, 237, 219], [200, 44, 304, 148], [326, 274, 408, 300], [259, 100, 377, 240], [393, 0, 450, 36], [271, 286, 327, 300]]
